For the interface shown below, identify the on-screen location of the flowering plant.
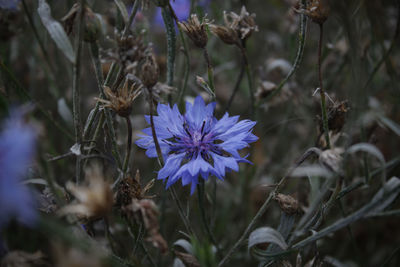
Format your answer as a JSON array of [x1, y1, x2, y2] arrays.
[[136, 96, 258, 194]]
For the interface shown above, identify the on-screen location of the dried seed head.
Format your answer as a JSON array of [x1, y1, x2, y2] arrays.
[[97, 76, 142, 117], [116, 169, 155, 206], [59, 166, 114, 220], [141, 48, 159, 88], [178, 14, 210, 48], [273, 193, 300, 214], [306, 0, 330, 25], [224, 6, 259, 40], [209, 24, 239, 46], [116, 32, 147, 72]]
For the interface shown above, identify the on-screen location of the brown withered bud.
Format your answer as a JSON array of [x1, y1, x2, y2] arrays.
[[305, 0, 330, 25], [97, 76, 142, 117], [224, 6, 258, 40], [61, 4, 102, 43], [141, 48, 159, 88], [178, 14, 210, 48], [273, 193, 300, 214], [116, 169, 154, 206], [116, 32, 147, 71], [209, 24, 239, 46]]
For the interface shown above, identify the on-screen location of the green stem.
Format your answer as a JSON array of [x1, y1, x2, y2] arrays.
[[225, 63, 245, 112], [148, 88, 197, 239], [122, 0, 140, 37], [72, 1, 85, 183], [122, 116, 133, 173], [203, 48, 216, 100], [258, 0, 308, 106], [161, 5, 176, 86], [317, 23, 331, 149], [177, 27, 190, 107], [239, 45, 254, 118], [197, 180, 221, 256]]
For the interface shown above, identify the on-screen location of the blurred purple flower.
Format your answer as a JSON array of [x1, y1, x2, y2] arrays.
[[136, 96, 258, 194], [0, 0, 20, 10], [153, 0, 210, 28], [0, 108, 37, 228]]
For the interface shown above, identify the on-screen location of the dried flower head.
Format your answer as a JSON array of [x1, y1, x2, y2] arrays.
[[303, 0, 330, 25], [224, 6, 258, 40], [97, 77, 142, 117], [116, 32, 147, 73], [140, 48, 159, 88], [59, 166, 113, 220], [178, 14, 210, 48], [209, 24, 239, 46], [116, 170, 154, 206]]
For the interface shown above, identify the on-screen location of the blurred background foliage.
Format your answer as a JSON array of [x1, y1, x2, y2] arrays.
[[1, 0, 400, 266]]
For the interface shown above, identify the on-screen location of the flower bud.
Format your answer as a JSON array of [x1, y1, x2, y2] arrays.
[[141, 49, 159, 88]]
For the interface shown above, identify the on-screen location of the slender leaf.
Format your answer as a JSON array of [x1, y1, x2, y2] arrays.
[[37, 0, 75, 63], [248, 227, 288, 251], [292, 177, 400, 249], [113, 0, 129, 25]]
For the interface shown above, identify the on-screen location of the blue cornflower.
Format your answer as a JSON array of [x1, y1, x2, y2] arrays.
[[0, 108, 37, 229], [136, 96, 258, 194], [0, 0, 20, 10]]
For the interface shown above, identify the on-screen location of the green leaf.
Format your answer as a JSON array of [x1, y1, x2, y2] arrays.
[[37, 0, 75, 63]]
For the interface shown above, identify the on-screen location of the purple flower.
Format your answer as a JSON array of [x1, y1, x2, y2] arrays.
[[0, 0, 20, 10], [136, 96, 258, 194], [0, 108, 37, 228]]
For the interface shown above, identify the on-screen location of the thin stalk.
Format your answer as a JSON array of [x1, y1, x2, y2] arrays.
[[161, 5, 176, 87], [203, 48, 215, 100], [225, 63, 245, 112], [258, 0, 308, 105], [72, 1, 85, 183], [148, 88, 197, 239], [88, 46, 123, 169], [197, 180, 219, 250], [122, 0, 140, 37], [317, 23, 330, 148], [122, 116, 133, 173], [148, 89, 164, 165], [218, 148, 317, 266], [239, 45, 255, 118], [177, 28, 190, 106]]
